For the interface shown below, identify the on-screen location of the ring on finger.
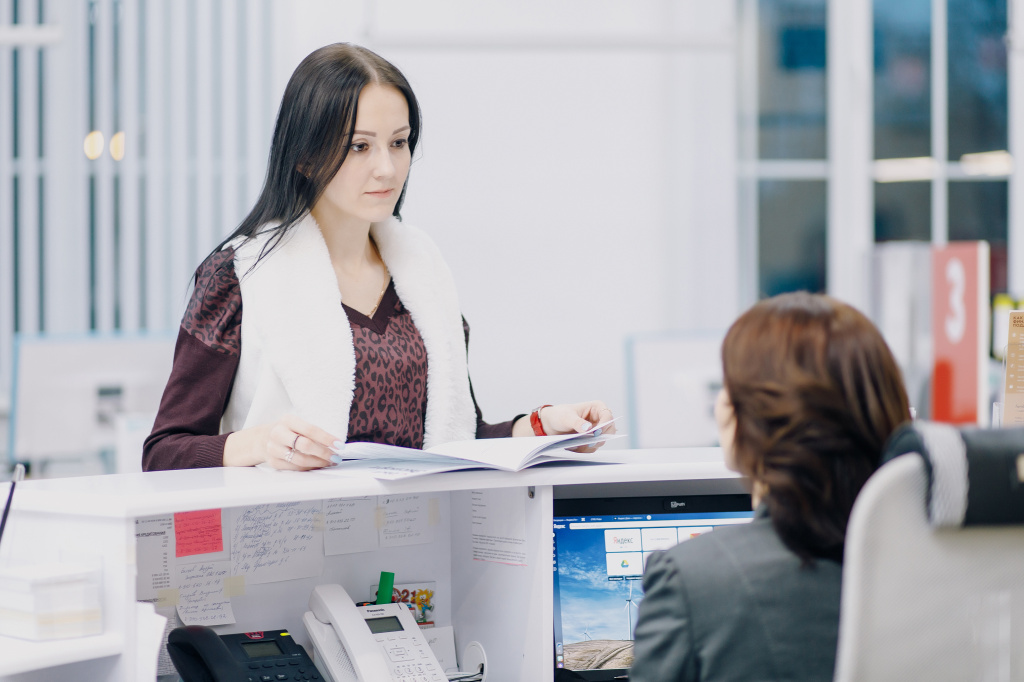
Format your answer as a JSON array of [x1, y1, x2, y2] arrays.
[[291, 434, 301, 451], [285, 449, 295, 463]]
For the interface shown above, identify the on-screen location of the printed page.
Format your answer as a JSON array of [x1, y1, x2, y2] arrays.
[[331, 418, 617, 471], [1004, 311, 1024, 426], [378, 494, 437, 548], [175, 560, 236, 626], [230, 501, 325, 584], [156, 606, 183, 677], [428, 419, 619, 470], [323, 496, 379, 555], [470, 489, 528, 566], [135, 602, 169, 682], [321, 458, 481, 480], [135, 514, 174, 602]]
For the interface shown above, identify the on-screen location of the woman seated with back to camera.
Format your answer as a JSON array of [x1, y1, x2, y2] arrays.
[[630, 292, 911, 682]]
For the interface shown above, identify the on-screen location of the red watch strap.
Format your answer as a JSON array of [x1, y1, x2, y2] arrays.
[[530, 405, 552, 436]]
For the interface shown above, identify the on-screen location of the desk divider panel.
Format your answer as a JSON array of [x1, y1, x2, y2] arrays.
[[134, 492, 456, 663], [451, 485, 554, 681]]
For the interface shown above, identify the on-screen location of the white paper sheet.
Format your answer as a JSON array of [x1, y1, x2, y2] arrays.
[[324, 497, 379, 555], [425, 625, 458, 673], [175, 560, 236, 626], [134, 601, 168, 681], [378, 494, 435, 548], [324, 458, 480, 479], [135, 515, 175, 602], [156, 606, 183, 677], [470, 488, 528, 566], [230, 501, 325, 584]]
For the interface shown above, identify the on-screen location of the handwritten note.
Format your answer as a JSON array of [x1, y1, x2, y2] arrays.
[[230, 501, 324, 584], [378, 494, 435, 548], [136, 515, 175, 601], [174, 509, 224, 558], [175, 561, 236, 626], [324, 497, 379, 555]]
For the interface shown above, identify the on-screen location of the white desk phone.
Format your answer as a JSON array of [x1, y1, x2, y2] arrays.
[[166, 583, 448, 682], [304, 583, 448, 682]]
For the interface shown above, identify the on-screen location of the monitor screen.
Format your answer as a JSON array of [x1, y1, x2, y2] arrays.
[[552, 494, 754, 680]]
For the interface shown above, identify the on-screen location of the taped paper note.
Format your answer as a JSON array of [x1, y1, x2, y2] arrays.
[[174, 509, 224, 558], [223, 575, 246, 597], [156, 588, 179, 609], [324, 497, 379, 555], [136, 515, 174, 601], [378, 494, 435, 548], [175, 561, 235, 626], [470, 489, 528, 566], [230, 501, 324, 584]]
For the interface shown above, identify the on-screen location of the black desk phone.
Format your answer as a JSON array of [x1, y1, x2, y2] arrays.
[[167, 625, 326, 682]]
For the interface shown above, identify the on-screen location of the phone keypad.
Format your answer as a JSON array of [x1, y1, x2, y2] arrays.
[[374, 632, 446, 682]]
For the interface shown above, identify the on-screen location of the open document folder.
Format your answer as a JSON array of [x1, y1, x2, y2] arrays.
[[320, 419, 621, 480]]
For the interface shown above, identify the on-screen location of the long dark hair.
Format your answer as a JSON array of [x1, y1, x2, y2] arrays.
[[216, 43, 421, 264], [722, 292, 910, 564]]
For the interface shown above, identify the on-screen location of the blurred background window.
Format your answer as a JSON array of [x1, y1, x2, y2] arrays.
[[870, 0, 1008, 295], [758, 180, 827, 296], [758, 0, 827, 160], [741, 0, 829, 301]]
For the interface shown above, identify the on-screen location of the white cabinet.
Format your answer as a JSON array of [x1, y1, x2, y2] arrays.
[[0, 448, 738, 681]]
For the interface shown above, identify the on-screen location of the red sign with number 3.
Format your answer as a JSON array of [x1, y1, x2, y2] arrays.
[[931, 242, 990, 424]]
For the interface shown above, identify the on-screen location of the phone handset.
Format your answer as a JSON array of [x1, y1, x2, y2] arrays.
[[308, 583, 393, 681], [166, 625, 249, 682]]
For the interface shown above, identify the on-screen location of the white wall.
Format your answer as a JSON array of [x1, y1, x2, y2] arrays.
[[269, 1, 739, 423]]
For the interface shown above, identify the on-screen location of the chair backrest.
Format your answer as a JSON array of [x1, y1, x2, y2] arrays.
[[834, 427, 1024, 681], [9, 333, 175, 470]]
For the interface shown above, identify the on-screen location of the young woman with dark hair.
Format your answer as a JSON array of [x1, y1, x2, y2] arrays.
[[630, 292, 910, 682], [143, 43, 613, 471]]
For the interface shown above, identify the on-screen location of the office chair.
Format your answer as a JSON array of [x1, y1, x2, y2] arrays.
[[834, 421, 1024, 682]]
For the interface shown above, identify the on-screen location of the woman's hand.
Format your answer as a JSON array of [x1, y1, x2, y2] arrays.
[[224, 414, 338, 470], [512, 401, 616, 438]]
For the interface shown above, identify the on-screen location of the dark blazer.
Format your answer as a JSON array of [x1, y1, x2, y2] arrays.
[[630, 507, 842, 682]]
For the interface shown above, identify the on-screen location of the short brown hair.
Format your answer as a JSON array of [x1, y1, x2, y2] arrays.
[[722, 292, 910, 563]]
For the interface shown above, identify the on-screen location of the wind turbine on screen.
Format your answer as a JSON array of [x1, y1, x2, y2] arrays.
[[624, 581, 639, 639]]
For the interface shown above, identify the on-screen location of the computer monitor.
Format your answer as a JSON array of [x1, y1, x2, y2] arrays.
[[552, 493, 754, 680], [8, 333, 176, 472]]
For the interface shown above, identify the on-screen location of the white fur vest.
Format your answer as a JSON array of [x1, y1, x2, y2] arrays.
[[220, 214, 477, 448]]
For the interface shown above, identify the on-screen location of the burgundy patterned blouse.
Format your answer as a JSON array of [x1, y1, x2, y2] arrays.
[[142, 247, 515, 471]]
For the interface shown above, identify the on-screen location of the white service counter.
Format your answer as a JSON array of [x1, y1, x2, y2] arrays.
[[0, 448, 740, 682]]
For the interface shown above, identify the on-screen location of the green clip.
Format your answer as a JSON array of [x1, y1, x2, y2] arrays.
[[377, 571, 395, 604]]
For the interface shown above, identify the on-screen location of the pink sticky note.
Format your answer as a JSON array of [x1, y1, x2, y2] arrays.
[[174, 509, 224, 557]]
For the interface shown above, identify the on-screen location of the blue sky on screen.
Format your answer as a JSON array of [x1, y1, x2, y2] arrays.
[[556, 528, 644, 643]]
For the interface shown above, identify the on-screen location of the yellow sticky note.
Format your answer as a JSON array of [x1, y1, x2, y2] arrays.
[[223, 575, 246, 598], [156, 588, 180, 608]]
